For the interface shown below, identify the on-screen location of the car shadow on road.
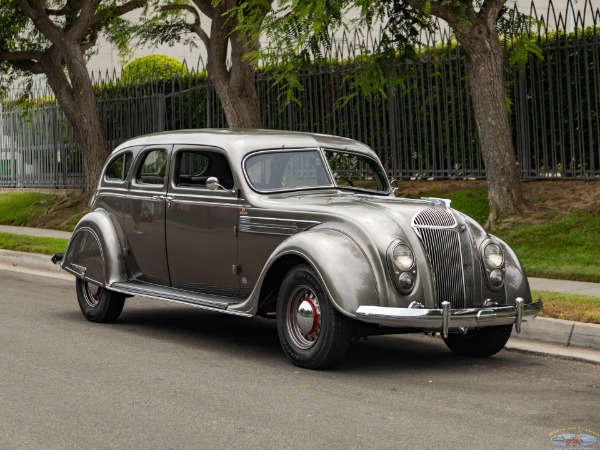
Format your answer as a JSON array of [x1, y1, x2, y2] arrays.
[[62, 298, 523, 373]]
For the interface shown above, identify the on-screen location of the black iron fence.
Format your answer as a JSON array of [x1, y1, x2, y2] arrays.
[[1, 0, 599, 188]]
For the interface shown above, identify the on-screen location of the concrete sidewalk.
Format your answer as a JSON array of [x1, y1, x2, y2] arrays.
[[529, 277, 600, 297], [0, 224, 72, 240], [0, 225, 599, 363]]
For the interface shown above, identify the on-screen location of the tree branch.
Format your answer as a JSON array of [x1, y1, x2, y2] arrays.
[[406, 0, 459, 25], [480, 0, 507, 28], [81, 25, 99, 52], [161, 4, 210, 48], [91, 0, 149, 26], [67, 0, 101, 42], [191, 0, 214, 19], [0, 50, 45, 74], [15, 0, 65, 44]]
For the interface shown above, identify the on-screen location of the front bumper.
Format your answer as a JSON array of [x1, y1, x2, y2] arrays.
[[355, 298, 543, 338]]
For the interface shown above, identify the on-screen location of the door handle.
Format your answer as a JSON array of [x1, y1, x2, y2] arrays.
[[151, 195, 173, 203]]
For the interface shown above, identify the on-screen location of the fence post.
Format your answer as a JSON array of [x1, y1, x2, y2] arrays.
[[158, 93, 166, 132], [53, 105, 59, 187]]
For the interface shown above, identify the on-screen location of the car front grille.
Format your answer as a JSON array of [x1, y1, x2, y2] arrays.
[[412, 207, 467, 309]]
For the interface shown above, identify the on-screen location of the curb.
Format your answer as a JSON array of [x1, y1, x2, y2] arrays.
[[0, 249, 74, 281], [0, 248, 599, 360], [0, 249, 64, 273], [514, 317, 600, 350]]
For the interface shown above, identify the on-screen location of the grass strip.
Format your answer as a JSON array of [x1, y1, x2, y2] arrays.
[[0, 192, 51, 225], [0, 233, 69, 256], [532, 290, 600, 324], [494, 205, 600, 283]]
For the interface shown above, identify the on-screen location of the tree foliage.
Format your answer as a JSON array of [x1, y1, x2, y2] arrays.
[[235, 0, 543, 220], [0, 0, 152, 199]]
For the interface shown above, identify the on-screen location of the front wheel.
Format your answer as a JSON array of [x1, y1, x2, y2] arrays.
[[76, 278, 125, 323], [443, 324, 512, 357], [276, 265, 352, 369]]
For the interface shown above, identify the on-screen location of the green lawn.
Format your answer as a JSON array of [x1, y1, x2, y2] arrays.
[[533, 290, 600, 324], [0, 192, 50, 226], [494, 206, 600, 282]]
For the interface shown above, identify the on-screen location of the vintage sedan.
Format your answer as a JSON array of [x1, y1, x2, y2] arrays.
[[52, 129, 542, 369]]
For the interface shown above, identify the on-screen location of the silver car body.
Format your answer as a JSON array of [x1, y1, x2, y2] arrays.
[[58, 129, 541, 339]]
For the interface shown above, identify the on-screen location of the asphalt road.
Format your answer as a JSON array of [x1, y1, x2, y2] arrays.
[[1, 270, 599, 450]]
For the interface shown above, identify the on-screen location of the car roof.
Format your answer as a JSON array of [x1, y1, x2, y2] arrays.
[[111, 129, 374, 157]]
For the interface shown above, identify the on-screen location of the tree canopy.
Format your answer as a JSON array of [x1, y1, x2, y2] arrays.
[[236, 0, 540, 221], [0, 0, 151, 199]]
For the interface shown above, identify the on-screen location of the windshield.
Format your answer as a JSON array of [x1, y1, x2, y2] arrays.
[[245, 150, 332, 191], [244, 148, 389, 194]]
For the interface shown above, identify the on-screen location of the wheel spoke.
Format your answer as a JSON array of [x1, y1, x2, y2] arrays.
[[83, 281, 102, 308], [287, 285, 322, 350]]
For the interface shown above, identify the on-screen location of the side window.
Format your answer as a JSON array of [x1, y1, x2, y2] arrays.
[[175, 150, 234, 190], [105, 152, 133, 182], [137, 149, 168, 185], [176, 152, 211, 187]]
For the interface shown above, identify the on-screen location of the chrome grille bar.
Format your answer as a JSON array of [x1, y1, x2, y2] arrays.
[[412, 207, 456, 228], [419, 228, 465, 308]]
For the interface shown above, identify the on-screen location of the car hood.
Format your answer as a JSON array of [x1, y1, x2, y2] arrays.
[[257, 191, 488, 247]]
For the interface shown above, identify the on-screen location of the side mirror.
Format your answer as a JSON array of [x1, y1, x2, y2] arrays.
[[206, 176, 220, 191], [206, 177, 237, 196]]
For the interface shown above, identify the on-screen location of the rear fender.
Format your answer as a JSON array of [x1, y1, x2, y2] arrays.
[[62, 209, 127, 286]]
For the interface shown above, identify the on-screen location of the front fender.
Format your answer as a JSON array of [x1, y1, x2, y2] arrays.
[[62, 209, 127, 286], [493, 235, 533, 304], [231, 228, 379, 317]]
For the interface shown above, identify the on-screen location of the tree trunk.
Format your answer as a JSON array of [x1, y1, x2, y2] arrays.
[[454, 18, 526, 224], [41, 45, 109, 204], [207, 3, 263, 129]]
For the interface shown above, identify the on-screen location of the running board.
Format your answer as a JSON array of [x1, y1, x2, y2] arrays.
[[110, 280, 252, 318]]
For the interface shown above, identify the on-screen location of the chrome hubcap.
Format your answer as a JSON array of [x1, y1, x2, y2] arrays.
[[287, 286, 321, 350], [83, 282, 103, 308]]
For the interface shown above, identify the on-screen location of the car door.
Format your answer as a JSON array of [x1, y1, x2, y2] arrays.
[[165, 146, 239, 297], [124, 146, 171, 285]]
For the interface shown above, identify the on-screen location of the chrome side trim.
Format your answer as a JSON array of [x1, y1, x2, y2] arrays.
[[110, 281, 252, 318], [239, 216, 321, 236], [355, 299, 543, 330]]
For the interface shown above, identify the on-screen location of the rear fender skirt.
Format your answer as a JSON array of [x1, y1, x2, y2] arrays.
[[62, 209, 127, 286]]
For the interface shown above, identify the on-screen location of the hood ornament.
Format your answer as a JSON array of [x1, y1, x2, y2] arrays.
[[421, 197, 452, 209]]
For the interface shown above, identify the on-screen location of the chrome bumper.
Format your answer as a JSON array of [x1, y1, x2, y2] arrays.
[[355, 298, 543, 338]]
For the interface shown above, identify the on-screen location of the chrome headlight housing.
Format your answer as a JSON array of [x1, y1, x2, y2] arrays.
[[484, 243, 504, 268], [388, 242, 416, 294], [392, 244, 415, 271], [482, 241, 505, 290]]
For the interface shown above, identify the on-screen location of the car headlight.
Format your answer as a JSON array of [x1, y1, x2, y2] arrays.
[[484, 243, 504, 268], [489, 269, 504, 288], [392, 244, 415, 271]]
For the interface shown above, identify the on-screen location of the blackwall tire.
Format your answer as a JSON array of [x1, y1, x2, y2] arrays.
[[76, 278, 125, 323], [443, 324, 513, 357], [276, 264, 352, 369]]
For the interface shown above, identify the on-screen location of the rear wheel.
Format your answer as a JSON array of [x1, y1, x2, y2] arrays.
[[443, 325, 512, 357], [276, 264, 352, 369], [76, 278, 125, 323]]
